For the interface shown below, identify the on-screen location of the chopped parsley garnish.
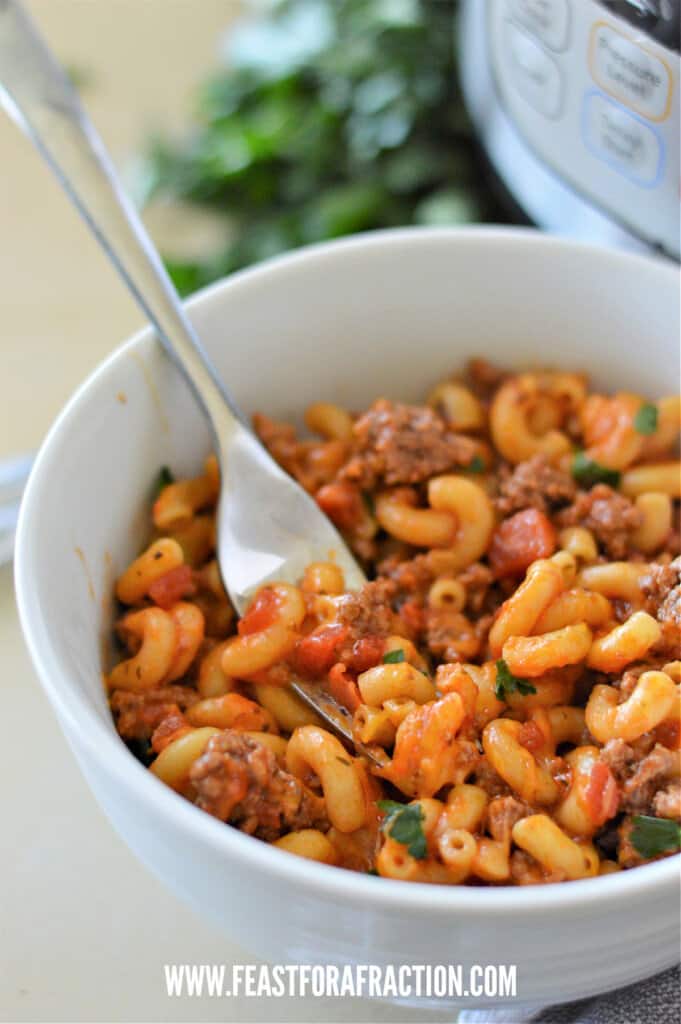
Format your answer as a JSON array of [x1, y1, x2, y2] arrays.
[[377, 800, 427, 859], [366, 867, 379, 876], [383, 648, 405, 664], [154, 465, 175, 497], [633, 402, 658, 435], [467, 454, 485, 474], [571, 452, 621, 489], [494, 658, 537, 700], [362, 491, 376, 516], [630, 816, 681, 859]]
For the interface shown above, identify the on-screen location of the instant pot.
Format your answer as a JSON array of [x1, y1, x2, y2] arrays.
[[460, 0, 680, 258]]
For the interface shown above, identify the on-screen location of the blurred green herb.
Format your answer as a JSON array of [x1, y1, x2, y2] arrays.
[[633, 402, 658, 435], [630, 816, 681, 859], [138, 0, 507, 294], [494, 658, 536, 701], [154, 465, 175, 498], [571, 452, 621, 489], [362, 490, 376, 516], [383, 648, 405, 664], [377, 799, 427, 859]]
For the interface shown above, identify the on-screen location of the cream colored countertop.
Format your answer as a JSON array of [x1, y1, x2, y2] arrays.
[[0, 3, 449, 1021]]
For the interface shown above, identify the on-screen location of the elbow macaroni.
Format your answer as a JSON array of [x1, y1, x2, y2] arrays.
[[585, 671, 677, 743], [286, 726, 367, 833]]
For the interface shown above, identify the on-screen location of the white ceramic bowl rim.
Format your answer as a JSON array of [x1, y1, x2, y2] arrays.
[[15, 226, 681, 916]]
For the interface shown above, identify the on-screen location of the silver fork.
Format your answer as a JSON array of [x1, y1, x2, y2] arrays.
[[0, 0, 384, 758]]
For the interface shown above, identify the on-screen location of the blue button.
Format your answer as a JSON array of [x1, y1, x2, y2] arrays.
[[582, 90, 664, 187]]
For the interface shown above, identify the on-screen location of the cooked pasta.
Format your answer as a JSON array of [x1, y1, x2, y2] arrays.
[[108, 359, 681, 885]]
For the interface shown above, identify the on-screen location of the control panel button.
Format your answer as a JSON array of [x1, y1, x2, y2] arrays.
[[509, 0, 570, 52], [506, 21, 564, 117], [590, 22, 672, 121], [583, 92, 663, 186]]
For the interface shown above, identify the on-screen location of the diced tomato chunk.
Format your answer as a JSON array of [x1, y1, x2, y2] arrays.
[[585, 760, 620, 826], [328, 662, 361, 713], [489, 508, 557, 578], [148, 565, 196, 609], [294, 624, 348, 677], [238, 587, 280, 636], [518, 720, 545, 753], [345, 634, 386, 673], [315, 482, 363, 530]]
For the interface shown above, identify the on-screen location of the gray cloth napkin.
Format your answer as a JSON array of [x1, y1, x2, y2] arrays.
[[459, 965, 680, 1024]]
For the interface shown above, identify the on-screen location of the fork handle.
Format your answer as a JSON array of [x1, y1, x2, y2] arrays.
[[0, 0, 243, 453]]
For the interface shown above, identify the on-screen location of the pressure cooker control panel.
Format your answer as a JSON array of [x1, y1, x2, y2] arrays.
[[488, 0, 679, 256]]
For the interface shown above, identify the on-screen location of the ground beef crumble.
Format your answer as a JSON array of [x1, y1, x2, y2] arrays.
[[253, 412, 345, 494], [151, 710, 190, 753], [111, 685, 199, 741], [252, 413, 300, 479], [486, 796, 532, 844], [425, 607, 480, 663], [641, 558, 681, 626], [457, 562, 495, 614], [473, 757, 511, 799], [601, 738, 678, 815], [510, 849, 566, 885], [615, 664, 663, 699], [377, 555, 498, 619], [190, 730, 327, 840], [495, 455, 576, 517], [557, 484, 642, 558], [653, 781, 681, 819], [335, 579, 400, 642], [339, 399, 477, 490], [640, 558, 681, 657], [375, 552, 437, 601]]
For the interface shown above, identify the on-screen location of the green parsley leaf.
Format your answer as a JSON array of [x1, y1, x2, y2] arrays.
[[633, 403, 658, 436], [377, 800, 427, 859], [362, 491, 376, 516], [571, 452, 621, 489], [366, 867, 379, 876], [467, 454, 485, 474], [154, 465, 175, 498], [377, 799, 406, 821], [494, 658, 537, 700], [383, 648, 406, 664], [630, 816, 681, 859]]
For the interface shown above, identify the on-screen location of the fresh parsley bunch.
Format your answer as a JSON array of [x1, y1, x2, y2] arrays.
[[138, 0, 508, 294]]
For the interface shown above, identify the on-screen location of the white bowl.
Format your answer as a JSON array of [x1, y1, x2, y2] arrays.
[[16, 228, 680, 1010]]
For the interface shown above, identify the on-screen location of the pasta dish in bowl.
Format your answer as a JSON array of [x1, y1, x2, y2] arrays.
[[15, 228, 681, 1006], [109, 359, 680, 885]]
